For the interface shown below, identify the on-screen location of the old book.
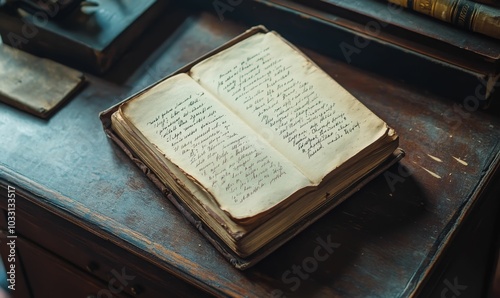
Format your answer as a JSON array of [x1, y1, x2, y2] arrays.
[[101, 26, 403, 269], [386, 0, 500, 40], [0, 44, 85, 118], [265, 0, 500, 102]]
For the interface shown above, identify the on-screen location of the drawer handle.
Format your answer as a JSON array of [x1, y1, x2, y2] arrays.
[[131, 285, 143, 295], [86, 261, 99, 273]]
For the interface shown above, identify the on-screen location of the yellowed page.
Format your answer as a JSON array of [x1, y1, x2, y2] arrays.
[[190, 32, 388, 183], [120, 73, 310, 219]]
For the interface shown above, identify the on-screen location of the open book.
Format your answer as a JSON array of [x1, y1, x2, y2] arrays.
[[103, 27, 402, 269]]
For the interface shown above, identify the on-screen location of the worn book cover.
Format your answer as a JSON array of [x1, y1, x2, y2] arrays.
[[0, 44, 85, 118], [100, 26, 404, 269]]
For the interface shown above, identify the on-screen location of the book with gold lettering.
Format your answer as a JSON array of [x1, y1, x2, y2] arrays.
[[100, 26, 403, 269], [386, 0, 500, 40]]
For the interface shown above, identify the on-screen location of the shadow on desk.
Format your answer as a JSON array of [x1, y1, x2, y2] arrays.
[[245, 169, 428, 297]]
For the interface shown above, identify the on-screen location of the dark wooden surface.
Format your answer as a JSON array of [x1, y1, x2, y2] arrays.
[[0, 3, 499, 297]]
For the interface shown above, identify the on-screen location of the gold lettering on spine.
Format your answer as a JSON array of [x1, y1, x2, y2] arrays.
[[411, 0, 456, 21], [415, 0, 433, 14], [457, 3, 470, 26]]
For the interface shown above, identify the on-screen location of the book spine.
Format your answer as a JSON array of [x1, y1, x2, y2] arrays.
[[470, 0, 500, 7], [387, 0, 500, 39]]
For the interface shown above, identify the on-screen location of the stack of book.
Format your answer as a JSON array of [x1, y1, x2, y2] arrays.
[[289, 0, 500, 103], [384, 0, 500, 40], [182, 0, 500, 104]]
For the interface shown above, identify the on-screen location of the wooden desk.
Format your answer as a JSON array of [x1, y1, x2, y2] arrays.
[[1, 3, 499, 297]]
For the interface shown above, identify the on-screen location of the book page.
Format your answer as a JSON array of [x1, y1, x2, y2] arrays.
[[120, 73, 310, 219], [190, 32, 388, 183]]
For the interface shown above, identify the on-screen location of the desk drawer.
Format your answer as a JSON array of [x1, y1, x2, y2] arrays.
[[0, 188, 210, 298], [3, 232, 130, 298]]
